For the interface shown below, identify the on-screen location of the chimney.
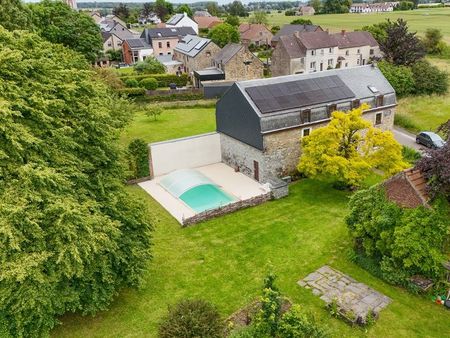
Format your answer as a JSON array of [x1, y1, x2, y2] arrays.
[[294, 31, 300, 38], [341, 30, 346, 35]]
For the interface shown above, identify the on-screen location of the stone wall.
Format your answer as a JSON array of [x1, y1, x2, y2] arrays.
[[182, 192, 271, 226], [220, 133, 264, 181], [271, 43, 291, 77], [174, 42, 221, 80], [224, 48, 264, 81]]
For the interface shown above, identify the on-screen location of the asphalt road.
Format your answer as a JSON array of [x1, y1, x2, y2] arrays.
[[393, 127, 425, 152]]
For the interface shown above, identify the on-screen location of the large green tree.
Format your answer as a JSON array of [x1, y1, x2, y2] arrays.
[[0, 27, 153, 338], [29, 0, 103, 62], [208, 23, 240, 48], [322, 0, 351, 14], [176, 4, 193, 17], [0, 0, 32, 31]]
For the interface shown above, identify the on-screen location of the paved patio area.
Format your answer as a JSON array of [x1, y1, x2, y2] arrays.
[[298, 265, 391, 323], [138, 163, 270, 224]]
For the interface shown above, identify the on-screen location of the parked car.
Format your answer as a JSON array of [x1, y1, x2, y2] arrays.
[[115, 63, 130, 69], [416, 131, 446, 149]]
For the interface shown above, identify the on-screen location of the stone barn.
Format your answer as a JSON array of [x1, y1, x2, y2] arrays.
[[216, 65, 396, 183]]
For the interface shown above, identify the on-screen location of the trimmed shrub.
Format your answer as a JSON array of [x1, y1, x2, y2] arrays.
[[140, 77, 158, 90], [116, 87, 146, 97], [127, 139, 150, 179], [124, 78, 140, 88], [142, 92, 204, 103], [378, 61, 415, 97], [158, 299, 224, 338], [133, 56, 165, 74], [120, 73, 189, 88], [411, 60, 448, 95]]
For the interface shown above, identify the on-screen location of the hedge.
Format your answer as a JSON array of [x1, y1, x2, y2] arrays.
[[127, 138, 150, 179], [120, 73, 189, 88], [140, 77, 158, 90], [140, 92, 204, 103], [116, 87, 146, 97]]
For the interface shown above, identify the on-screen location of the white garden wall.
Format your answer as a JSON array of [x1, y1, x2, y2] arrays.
[[149, 132, 221, 177]]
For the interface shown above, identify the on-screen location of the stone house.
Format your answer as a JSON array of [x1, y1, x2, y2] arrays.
[[271, 31, 338, 76], [173, 35, 220, 82], [122, 38, 153, 64], [239, 24, 273, 47], [166, 12, 199, 34], [271, 24, 323, 47], [297, 6, 315, 16], [102, 31, 124, 52], [271, 30, 380, 76], [350, 2, 398, 13], [216, 65, 396, 183], [140, 27, 197, 56], [333, 31, 381, 68], [212, 43, 264, 81]]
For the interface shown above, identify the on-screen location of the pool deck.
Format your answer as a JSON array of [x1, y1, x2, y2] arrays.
[[138, 163, 270, 224]]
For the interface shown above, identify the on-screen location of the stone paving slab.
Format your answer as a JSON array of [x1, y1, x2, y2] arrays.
[[298, 265, 391, 323]]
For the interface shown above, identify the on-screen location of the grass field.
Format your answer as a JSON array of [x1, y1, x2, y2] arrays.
[[52, 180, 450, 338], [395, 58, 450, 133], [264, 8, 450, 42], [120, 105, 216, 146]]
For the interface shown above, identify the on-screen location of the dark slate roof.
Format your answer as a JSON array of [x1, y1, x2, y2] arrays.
[[234, 65, 395, 117], [272, 24, 322, 42], [213, 43, 243, 64], [166, 13, 184, 25], [101, 31, 111, 42], [174, 35, 212, 57], [278, 35, 306, 58], [141, 27, 196, 41], [332, 31, 379, 48], [124, 38, 152, 49], [297, 31, 338, 49]]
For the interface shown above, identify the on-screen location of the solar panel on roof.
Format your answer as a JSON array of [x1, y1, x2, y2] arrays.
[[195, 40, 207, 50], [245, 75, 355, 114]]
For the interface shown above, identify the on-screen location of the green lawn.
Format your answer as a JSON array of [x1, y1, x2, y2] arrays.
[[120, 106, 216, 146], [52, 179, 450, 338], [264, 8, 450, 42], [395, 58, 450, 133]]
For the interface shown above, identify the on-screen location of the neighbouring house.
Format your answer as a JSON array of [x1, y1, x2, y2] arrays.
[[383, 169, 429, 208], [297, 5, 315, 16], [173, 35, 221, 83], [350, 2, 399, 13], [140, 27, 197, 56], [271, 24, 323, 47], [271, 31, 338, 76], [122, 38, 153, 64], [90, 12, 103, 24], [216, 65, 396, 183], [166, 12, 199, 34], [156, 55, 184, 74], [194, 16, 223, 30], [194, 10, 212, 17], [138, 13, 161, 25], [102, 31, 124, 52], [271, 30, 380, 76], [211, 43, 264, 81], [239, 24, 273, 47], [333, 30, 381, 68]]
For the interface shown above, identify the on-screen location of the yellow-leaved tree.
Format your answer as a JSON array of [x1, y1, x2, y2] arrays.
[[298, 104, 408, 187]]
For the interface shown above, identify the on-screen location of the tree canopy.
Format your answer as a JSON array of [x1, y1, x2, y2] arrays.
[[208, 23, 240, 48], [176, 4, 193, 17], [322, 0, 352, 14], [0, 27, 153, 337], [298, 105, 407, 187], [29, 0, 103, 62], [290, 18, 313, 25], [112, 2, 130, 21], [249, 10, 268, 25], [134, 56, 165, 74], [0, 0, 32, 31], [380, 19, 425, 66], [154, 0, 174, 21], [226, 0, 248, 17]]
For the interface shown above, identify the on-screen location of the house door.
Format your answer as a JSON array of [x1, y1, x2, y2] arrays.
[[253, 160, 259, 181], [320, 63, 323, 71]]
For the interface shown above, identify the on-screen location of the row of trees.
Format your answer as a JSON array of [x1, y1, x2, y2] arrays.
[[0, 1, 155, 337], [363, 19, 448, 97]]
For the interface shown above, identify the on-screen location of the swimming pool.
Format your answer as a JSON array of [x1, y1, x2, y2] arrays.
[[179, 184, 235, 213], [159, 169, 236, 213]]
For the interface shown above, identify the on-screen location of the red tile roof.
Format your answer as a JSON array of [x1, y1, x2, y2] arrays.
[[238, 24, 273, 42], [384, 169, 429, 208], [194, 16, 223, 29]]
